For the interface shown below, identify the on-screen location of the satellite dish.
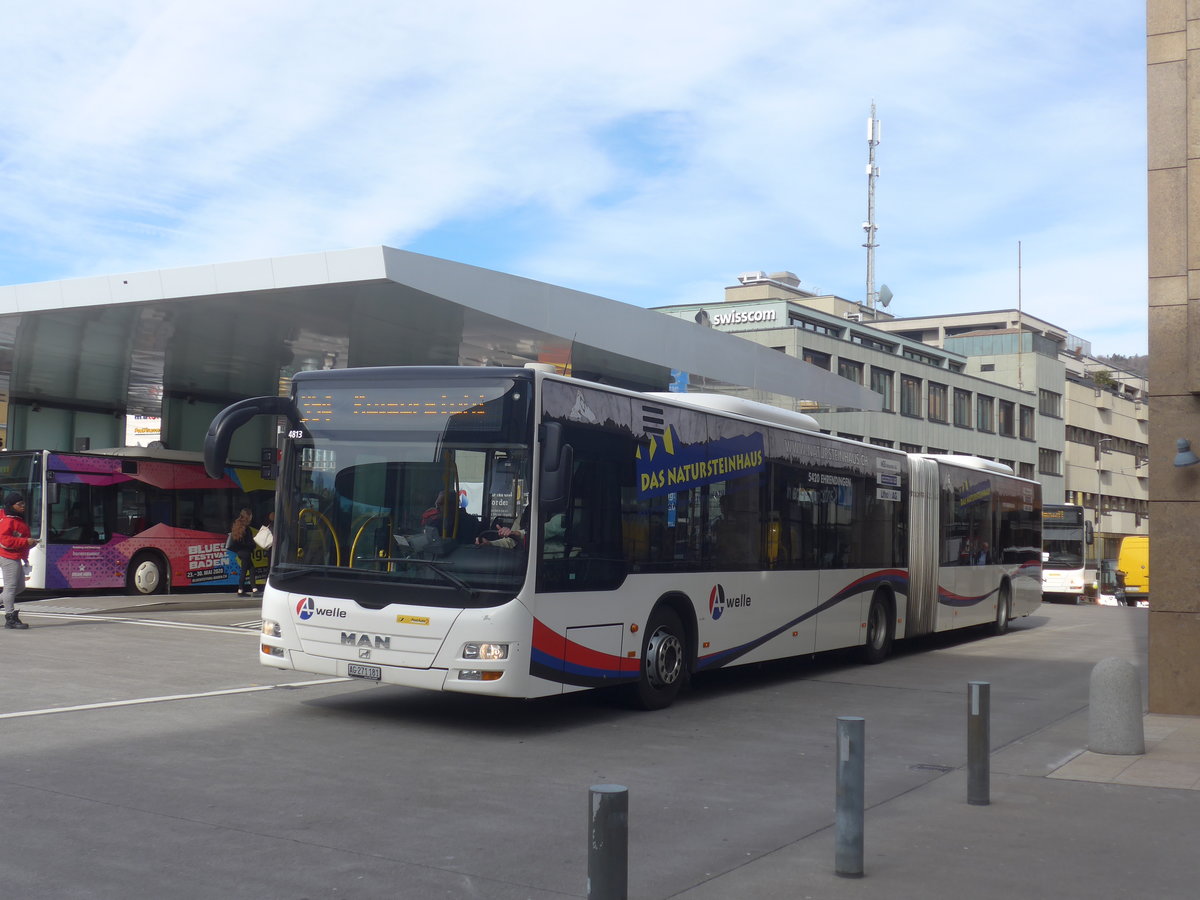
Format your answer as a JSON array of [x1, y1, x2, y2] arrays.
[[878, 284, 893, 308]]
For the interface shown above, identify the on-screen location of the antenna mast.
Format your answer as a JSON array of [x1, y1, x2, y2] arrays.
[[1017, 241, 1024, 392], [863, 103, 881, 311]]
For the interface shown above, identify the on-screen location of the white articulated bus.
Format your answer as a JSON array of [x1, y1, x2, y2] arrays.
[[205, 366, 1042, 709]]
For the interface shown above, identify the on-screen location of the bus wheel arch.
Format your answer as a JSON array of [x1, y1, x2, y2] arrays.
[[126, 551, 169, 596], [631, 596, 694, 710], [861, 587, 896, 664], [991, 579, 1012, 636]]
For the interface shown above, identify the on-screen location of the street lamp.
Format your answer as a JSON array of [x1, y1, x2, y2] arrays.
[[1095, 438, 1113, 583]]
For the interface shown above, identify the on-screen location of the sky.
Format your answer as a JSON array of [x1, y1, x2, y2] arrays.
[[1, 1, 1147, 355]]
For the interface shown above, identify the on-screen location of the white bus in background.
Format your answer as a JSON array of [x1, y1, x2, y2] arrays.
[[1041, 504, 1090, 603], [205, 366, 1042, 709]]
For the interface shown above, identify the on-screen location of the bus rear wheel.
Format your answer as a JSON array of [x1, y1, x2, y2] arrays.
[[861, 591, 894, 664], [633, 607, 687, 710], [991, 585, 1011, 636], [127, 553, 166, 596]]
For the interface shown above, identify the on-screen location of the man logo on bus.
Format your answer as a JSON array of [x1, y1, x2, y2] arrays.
[[709, 584, 751, 621]]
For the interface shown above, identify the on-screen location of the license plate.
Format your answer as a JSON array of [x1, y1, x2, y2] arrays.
[[347, 663, 382, 681]]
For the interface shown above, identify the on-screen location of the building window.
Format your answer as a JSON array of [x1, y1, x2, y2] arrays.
[[869, 437, 894, 448], [803, 348, 831, 370], [1019, 462, 1035, 480], [901, 375, 923, 417], [1039, 448, 1062, 475], [900, 442, 922, 454], [853, 333, 896, 353], [928, 382, 948, 423], [837, 432, 864, 442], [902, 347, 943, 367], [927, 447, 948, 455], [789, 314, 843, 337], [1019, 405, 1035, 440], [953, 389, 972, 427], [998, 400, 1015, 437], [837, 358, 864, 384], [1066, 426, 1149, 462], [1038, 389, 1062, 418], [977, 395, 994, 432], [870, 367, 894, 411], [980, 363, 996, 372]]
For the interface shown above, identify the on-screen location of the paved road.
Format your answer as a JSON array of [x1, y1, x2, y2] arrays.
[[0, 597, 1187, 899]]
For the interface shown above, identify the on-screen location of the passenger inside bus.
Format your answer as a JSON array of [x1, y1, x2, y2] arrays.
[[540, 512, 572, 559], [420, 491, 482, 543]]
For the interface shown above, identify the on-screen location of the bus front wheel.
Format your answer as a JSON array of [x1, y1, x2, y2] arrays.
[[127, 553, 166, 596], [633, 607, 687, 710]]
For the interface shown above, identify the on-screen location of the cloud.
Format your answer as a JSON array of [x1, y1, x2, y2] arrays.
[[0, 1, 1147, 355]]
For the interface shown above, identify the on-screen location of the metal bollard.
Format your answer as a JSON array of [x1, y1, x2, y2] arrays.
[[835, 716, 865, 878], [588, 784, 628, 900], [967, 681, 990, 806]]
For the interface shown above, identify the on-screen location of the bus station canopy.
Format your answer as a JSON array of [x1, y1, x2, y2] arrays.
[[0, 246, 881, 456]]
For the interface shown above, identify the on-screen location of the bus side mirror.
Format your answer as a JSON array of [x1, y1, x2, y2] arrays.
[[538, 422, 573, 517], [204, 396, 298, 478], [1084, 521, 1094, 546]]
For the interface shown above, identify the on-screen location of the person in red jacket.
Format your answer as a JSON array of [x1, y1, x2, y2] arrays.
[[0, 491, 38, 630]]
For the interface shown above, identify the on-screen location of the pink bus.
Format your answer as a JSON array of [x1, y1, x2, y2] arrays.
[[0, 447, 273, 595]]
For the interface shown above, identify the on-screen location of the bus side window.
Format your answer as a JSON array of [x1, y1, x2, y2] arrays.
[[116, 485, 148, 536], [49, 484, 102, 544], [710, 477, 762, 570]]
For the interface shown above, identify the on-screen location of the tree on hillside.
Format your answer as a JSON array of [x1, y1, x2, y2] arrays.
[[1096, 354, 1148, 378]]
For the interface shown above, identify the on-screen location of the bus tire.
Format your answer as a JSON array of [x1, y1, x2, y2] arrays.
[[991, 584, 1011, 636], [127, 553, 167, 596], [633, 607, 688, 710], [861, 591, 894, 664]]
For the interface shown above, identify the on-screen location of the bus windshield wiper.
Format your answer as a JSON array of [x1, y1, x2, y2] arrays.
[[397, 558, 479, 599], [270, 560, 477, 599], [270, 566, 327, 584]]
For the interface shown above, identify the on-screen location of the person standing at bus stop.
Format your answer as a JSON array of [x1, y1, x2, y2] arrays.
[[228, 507, 257, 595], [0, 491, 39, 629]]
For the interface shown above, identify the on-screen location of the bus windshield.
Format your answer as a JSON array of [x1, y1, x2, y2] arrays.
[[1043, 533, 1085, 570], [273, 374, 534, 606], [0, 452, 41, 538], [1042, 506, 1086, 571]]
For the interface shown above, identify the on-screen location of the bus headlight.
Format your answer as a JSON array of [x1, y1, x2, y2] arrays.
[[262, 619, 281, 638], [462, 642, 508, 661]]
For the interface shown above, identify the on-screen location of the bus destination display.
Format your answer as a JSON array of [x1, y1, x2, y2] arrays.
[[296, 384, 510, 431]]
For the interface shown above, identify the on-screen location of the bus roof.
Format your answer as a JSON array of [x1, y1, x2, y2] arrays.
[[88, 446, 205, 463], [918, 454, 1014, 475], [643, 392, 821, 432]]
